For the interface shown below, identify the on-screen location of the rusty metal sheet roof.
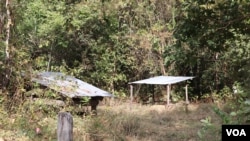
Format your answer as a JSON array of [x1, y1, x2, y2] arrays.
[[129, 76, 194, 85], [31, 72, 114, 98]]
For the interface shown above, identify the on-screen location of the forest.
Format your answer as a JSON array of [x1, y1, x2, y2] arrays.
[[0, 0, 250, 140]]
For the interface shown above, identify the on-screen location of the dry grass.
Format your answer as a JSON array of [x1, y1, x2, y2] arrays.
[[74, 101, 222, 141], [0, 101, 223, 141]]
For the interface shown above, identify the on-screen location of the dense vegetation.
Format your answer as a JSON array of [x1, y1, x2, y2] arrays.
[[1, 0, 249, 100], [0, 0, 250, 140]]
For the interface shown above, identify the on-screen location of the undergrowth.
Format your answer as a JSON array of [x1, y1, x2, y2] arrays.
[[0, 100, 225, 141]]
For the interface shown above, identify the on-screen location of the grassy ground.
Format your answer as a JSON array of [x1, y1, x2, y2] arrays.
[[0, 100, 223, 141]]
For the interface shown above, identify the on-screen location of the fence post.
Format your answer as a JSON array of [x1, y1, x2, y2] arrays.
[[57, 112, 73, 141]]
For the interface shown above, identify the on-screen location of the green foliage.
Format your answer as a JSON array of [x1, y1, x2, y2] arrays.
[[240, 100, 250, 123], [173, 0, 250, 96], [22, 99, 60, 116], [5, 0, 177, 101], [197, 116, 220, 141], [80, 97, 91, 105], [218, 86, 233, 100], [213, 82, 250, 124], [1, 0, 250, 122], [0, 99, 59, 140], [213, 106, 233, 124], [170, 91, 183, 103], [43, 90, 58, 99]]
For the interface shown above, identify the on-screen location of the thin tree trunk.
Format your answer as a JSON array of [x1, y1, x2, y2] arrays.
[[0, 15, 4, 35], [1, 0, 11, 92], [215, 52, 219, 92], [159, 56, 166, 75], [5, 0, 11, 59]]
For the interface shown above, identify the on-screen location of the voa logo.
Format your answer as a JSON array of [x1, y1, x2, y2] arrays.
[[226, 129, 246, 136]]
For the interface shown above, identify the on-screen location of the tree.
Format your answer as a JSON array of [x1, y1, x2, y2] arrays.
[[173, 0, 250, 97]]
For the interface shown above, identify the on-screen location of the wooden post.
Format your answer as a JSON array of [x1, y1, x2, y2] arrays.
[[152, 85, 155, 104], [185, 84, 189, 104], [57, 112, 73, 141], [166, 84, 170, 105], [89, 96, 103, 115], [130, 84, 133, 110]]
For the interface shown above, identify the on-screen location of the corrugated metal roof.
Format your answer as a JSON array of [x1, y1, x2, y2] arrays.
[[129, 76, 194, 85], [31, 72, 114, 98]]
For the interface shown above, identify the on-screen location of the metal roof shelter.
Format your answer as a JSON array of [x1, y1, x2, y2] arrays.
[[129, 76, 194, 106], [31, 72, 114, 98]]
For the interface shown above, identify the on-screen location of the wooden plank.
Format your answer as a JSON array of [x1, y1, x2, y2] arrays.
[[57, 112, 73, 141]]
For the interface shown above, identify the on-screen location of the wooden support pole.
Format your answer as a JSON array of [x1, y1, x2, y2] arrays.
[[166, 84, 171, 105], [152, 85, 155, 104], [185, 84, 189, 104], [57, 112, 73, 141], [130, 84, 133, 110]]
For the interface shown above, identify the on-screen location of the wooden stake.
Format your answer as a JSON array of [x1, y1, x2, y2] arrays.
[[57, 112, 73, 141]]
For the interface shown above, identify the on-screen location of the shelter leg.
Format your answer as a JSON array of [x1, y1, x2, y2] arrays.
[[130, 85, 133, 110], [89, 96, 103, 115], [152, 85, 155, 104], [166, 85, 171, 106], [185, 84, 189, 104]]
